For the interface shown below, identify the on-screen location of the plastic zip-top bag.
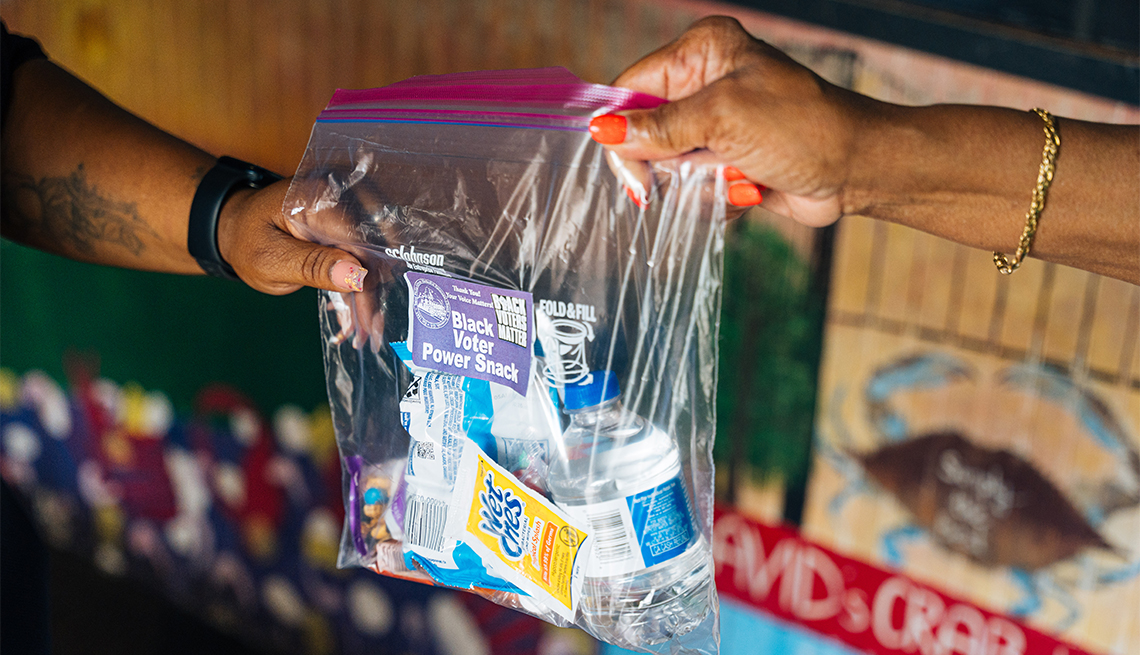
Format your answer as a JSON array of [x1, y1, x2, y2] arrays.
[[283, 67, 727, 654]]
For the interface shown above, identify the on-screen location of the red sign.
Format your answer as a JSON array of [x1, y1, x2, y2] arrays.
[[712, 509, 1097, 655]]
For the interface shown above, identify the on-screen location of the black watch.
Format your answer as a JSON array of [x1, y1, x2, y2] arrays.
[[188, 156, 283, 280]]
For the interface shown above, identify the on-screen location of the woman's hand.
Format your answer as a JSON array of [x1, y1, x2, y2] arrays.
[[591, 16, 868, 227], [594, 16, 1140, 283]]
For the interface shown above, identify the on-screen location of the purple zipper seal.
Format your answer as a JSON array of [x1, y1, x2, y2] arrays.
[[324, 66, 666, 115], [345, 454, 368, 557]]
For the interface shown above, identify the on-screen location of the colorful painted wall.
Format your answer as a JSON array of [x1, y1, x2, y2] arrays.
[[775, 16, 1140, 655]]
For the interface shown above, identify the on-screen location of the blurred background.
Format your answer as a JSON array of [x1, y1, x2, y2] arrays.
[[1, 1, 1136, 654]]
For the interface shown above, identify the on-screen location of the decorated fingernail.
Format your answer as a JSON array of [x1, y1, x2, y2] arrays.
[[589, 114, 627, 145], [333, 261, 367, 292], [728, 183, 763, 206], [624, 185, 647, 209], [723, 166, 746, 182]]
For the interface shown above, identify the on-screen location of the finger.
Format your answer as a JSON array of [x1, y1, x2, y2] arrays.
[[352, 289, 386, 354], [605, 149, 652, 208], [757, 191, 842, 228], [241, 227, 368, 295], [723, 166, 746, 182], [727, 181, 763, 207], [612, 16, 754, 98], [346, 259, 392, 352], [590, 90, 720, 161]]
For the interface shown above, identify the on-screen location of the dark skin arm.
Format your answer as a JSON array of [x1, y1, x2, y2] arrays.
[[1, 58, 366, 294], [594, 17, 1140, 284]]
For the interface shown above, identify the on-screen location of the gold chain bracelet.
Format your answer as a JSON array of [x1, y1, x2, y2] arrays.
[[993, 108, 1061, 275]]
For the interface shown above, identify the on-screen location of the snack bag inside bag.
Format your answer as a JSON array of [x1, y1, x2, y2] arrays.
[[283, 67, 727, 654]]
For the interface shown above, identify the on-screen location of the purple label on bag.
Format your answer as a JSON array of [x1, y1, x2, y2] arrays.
[[407, 272, 532, 396]]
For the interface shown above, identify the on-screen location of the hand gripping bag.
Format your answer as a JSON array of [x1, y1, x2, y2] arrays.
[[283, 67, 728, 655]]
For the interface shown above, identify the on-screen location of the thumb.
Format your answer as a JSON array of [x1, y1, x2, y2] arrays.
[[589, 93, 715, 161], [217, 181, 369, 295], [239, 227, 368, 296]]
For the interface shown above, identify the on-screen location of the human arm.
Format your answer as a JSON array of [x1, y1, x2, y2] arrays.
[[0, 56, 366, 294], [591, 16, 1140, 284]]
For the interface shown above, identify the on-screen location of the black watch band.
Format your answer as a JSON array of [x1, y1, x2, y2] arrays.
[[188, 156, 283, 280]]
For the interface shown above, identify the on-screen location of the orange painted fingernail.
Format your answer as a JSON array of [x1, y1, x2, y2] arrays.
[[723, 166, 746, 181], [625, 185, 647, 209], [589, 114, 627, 145], [728, 183, 762, 206], [332, 260, 367, 292]]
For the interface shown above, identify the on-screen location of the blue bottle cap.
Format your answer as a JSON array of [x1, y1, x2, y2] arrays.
[[364, 487, 383, 506], [563, 371, 620, 410]]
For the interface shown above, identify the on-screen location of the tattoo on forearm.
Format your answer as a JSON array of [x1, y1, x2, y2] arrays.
[[2, 164, 158, 258]]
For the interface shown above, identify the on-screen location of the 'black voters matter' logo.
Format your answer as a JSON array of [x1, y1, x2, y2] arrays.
[[492, 293, 529, 347]]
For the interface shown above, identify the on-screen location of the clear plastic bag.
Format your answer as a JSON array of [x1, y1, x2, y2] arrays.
[[283, 67, 727, 655]]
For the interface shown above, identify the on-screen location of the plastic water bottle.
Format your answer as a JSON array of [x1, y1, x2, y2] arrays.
[[547, 371, 712, 648]]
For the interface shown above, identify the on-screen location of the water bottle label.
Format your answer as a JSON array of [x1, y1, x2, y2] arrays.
[[628, 476, 696, 567], [566, 475, 697, 577], [407, 272, 533, 396]]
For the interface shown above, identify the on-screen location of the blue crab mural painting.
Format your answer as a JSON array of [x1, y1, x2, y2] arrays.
[[819, 352, 1140, 632]]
